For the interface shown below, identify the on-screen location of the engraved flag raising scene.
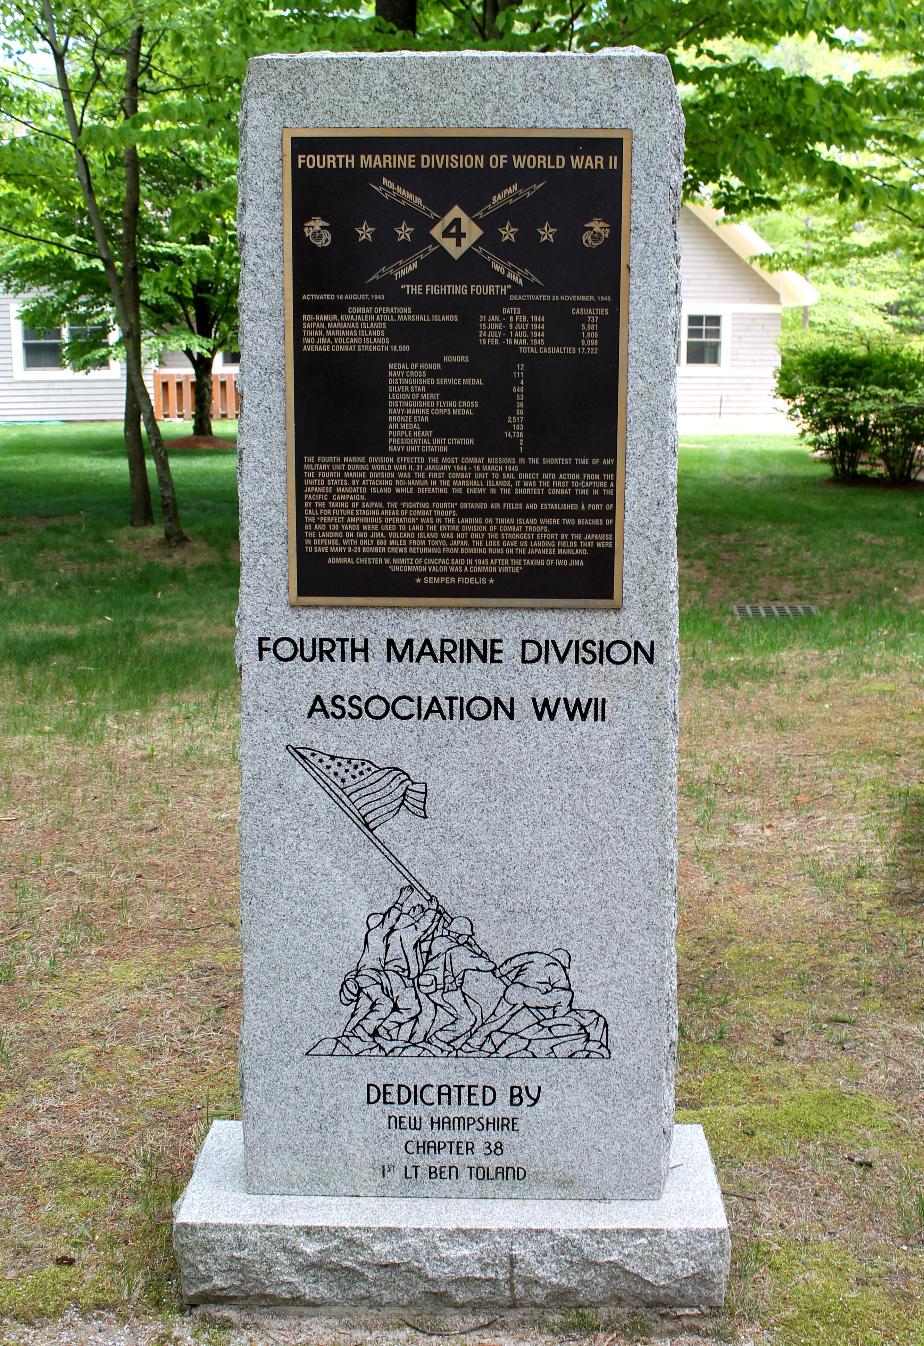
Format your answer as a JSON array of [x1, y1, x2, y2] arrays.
[[289, 746, 611, 1059]]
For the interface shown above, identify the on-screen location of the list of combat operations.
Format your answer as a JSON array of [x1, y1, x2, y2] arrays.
[[286, 132, 629, 604]]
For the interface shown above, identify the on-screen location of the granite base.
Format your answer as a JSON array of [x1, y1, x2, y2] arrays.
[[173, 1122, 729, 1310]]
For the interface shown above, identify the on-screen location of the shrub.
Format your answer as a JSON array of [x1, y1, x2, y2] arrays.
[[776, 343, 924, 483], [876, 395, 924, 483]]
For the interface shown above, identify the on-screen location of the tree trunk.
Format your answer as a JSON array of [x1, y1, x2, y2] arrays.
[[186, 349, 215, 436], [43, 4, 187, 545], [117, 23, 185, 542], [483, 0, 517, 37], [124, 374, 153, 526], [377, 0, 416, 32], [120, 25, 152, 527]]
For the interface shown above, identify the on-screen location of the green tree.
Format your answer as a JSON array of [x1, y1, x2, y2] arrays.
[[0, 47, 158, 523], [129, 134, 239, 438], [0, 0, 387, 535], [0, 55, 239, 448], [750, 40, 923, 349], [0, 2, 189, 540], [393, 0, 919, 215]]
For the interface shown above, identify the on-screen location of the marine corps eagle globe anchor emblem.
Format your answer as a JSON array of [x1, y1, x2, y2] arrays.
[[582, 217, 610, 248], [303, 215, 332, 246], [288, 746, 611, 1060]]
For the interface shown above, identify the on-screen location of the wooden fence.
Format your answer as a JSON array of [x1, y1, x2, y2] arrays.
[[152, 370, 239, 421]]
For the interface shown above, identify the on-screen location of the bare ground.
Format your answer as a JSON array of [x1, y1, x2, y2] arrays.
[[0, 657, 921, 1344], [0, 1305, 761, 1346]]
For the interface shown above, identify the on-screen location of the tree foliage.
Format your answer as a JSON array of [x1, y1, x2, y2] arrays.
[[402, 0, 924, 215], [0, 0, 921, 527], [0, 0, 385, 529], [0, 1, 207, 538], [744, 31, 923, 346], [0, 2, 243, 438]]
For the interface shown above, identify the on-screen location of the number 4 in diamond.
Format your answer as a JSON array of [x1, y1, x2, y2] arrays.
[[442, 217, 466, 248], [431, 205, 483, 258]]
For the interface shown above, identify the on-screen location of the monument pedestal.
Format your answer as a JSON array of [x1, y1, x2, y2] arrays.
[[173, 1122, 729, 1310]]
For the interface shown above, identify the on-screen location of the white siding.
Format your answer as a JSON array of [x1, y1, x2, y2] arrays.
[[729, 311, 780, 368], [159, 349, 191, 370], [0, 293, 154, 423], [677, 310, 791, 431], [679, 209, 780, 305], [677, 210, 793, 430]]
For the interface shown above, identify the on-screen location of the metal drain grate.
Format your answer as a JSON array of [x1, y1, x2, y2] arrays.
[[732, 602, 820, 619]]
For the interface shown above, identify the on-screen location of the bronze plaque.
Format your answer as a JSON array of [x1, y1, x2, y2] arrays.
[[283, 128, 630, 607]]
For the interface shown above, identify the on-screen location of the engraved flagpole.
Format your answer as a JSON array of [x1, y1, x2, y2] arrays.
[[285, 745, 438, 903]]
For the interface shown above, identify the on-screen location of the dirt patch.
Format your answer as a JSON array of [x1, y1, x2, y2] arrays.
[[0, 515, 85, 533], [112, 530, 217, 564], [0, 1307, 745, 1346], [166, 435, 236, 452]]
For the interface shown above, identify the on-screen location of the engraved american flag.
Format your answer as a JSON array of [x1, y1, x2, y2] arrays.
[[287, 746, 427, 833]]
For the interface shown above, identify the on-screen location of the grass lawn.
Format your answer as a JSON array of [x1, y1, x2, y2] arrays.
[[0, 425, 921, 1345]]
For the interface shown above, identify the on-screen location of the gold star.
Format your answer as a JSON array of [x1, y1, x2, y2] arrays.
[[538, 221, 557, 243], [499, 221, 518, 243], [395, 220, 414, 242], [355, 221, 375, 242]]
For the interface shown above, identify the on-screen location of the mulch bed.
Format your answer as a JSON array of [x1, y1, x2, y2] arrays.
[[167, 434, 236, 451]]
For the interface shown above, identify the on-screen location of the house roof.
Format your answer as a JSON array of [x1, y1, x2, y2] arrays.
[[685, 203, 820, 308]]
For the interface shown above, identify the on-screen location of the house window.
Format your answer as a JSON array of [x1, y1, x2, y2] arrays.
[[67, 323, 112, 369], [221, 348, 240, 365], [686, 314, 722, 365], [21, 320, 111, 370], [22, 325, 64, 369]]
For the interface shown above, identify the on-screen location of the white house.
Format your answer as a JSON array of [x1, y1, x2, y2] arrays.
[[0, 292, 140, 421], [677, 204, 818, 433], [0, 292, 238, 422], [0, 206, 817, 428]]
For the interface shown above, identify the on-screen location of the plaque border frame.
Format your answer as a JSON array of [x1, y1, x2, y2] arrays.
[[282, 126, 632, 609]]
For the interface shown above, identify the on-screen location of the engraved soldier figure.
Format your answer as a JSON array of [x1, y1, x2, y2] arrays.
[[337, 906, 405, 1047], [295, 747, 610, 1060], [378, 885, 444, 1043], [415, 917, 497, 1048], [466, 947, 575, 1053]]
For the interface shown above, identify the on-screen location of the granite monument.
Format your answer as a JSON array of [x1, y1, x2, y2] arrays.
[[173, 47, 730, 1312]]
